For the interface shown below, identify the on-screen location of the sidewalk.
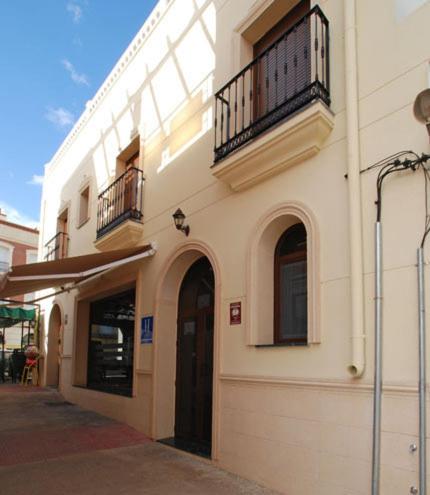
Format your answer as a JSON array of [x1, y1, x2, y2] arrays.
[[0, 386, 277, 495]]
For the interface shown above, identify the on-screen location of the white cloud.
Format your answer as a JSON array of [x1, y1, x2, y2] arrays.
[[62, 59, 89, 86], [45, 107, 75, 128], [67, 2, 82, 23], [27, 175, 44, 186], [0, 201, 39, 229]]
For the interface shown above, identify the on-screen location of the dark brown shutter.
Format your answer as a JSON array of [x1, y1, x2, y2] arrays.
[[253, 0, 310, 121], [253, 0, 310, 57]]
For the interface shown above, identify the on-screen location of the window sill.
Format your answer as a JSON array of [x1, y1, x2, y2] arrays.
[[255, 342, 308, 348]]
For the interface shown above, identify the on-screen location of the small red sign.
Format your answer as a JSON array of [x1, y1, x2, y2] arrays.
[[230, 302, 241, 325]]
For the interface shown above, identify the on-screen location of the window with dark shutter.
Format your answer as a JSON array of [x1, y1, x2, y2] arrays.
[[253, 0, 311, 121], [274, 223, 307, 344]]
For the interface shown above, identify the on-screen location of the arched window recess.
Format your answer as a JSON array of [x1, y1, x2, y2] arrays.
[[274, 223, 308, 345]]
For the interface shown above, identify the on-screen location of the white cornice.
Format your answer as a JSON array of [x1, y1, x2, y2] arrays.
[[46, 0, 171, 175]]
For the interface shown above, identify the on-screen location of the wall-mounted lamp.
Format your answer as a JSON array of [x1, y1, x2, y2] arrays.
[[172, 208, 190, 236], [414, 88, 430, 142]]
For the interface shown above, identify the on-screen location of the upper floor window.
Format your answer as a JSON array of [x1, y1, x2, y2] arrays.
[[78, 185, 90, 227], [96, 138, 144, 241], [214, 3, 329, 163], [125, 151, 139, 171], [253, 0, 311, 121], [0, 244, 12, 273], [253, 0, 310, 56], [26, 250, 38, 264], [274, 223, 307, 344], [45, 209, 69, 261]]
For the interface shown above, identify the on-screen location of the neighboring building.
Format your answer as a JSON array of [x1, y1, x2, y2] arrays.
[[6, 0, 430, 492], [0, 209, 39, 348]]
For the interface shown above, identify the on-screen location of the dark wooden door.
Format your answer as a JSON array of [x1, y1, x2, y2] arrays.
[[175, 257, 214, 454], [123, 152, 139, 215]]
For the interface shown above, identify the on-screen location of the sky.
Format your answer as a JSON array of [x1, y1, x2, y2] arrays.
[[0, 0, 158, 228]]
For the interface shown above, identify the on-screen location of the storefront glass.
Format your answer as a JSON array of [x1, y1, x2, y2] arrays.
[[87, 289, 135, 396]]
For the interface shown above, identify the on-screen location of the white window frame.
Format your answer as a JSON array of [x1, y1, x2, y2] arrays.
[[26, 249, 38, 264], [0, 241, 14, 272]]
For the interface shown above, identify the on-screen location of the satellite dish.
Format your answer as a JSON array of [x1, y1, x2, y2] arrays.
[[413, 89, 430, 124]]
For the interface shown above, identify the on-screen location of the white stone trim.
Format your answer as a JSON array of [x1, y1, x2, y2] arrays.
[[0, 240, 14, 271], [246, 201, 320, 345]]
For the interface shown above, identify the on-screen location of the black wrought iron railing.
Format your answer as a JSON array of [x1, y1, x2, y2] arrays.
[[96, 167, 144, 239], [44, 232, 69, 261], [214, 6, 330, 163]]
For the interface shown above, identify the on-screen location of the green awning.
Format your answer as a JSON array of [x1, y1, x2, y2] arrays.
[[0, 307, 36, 328]]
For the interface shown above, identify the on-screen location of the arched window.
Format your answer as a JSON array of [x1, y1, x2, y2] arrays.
[[274, 223, 307, 344]]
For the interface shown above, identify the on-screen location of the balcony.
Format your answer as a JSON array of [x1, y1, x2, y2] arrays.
[[212, 6, 334, 191], [44, 232, 69, 261], [95, 167, 144, 251]]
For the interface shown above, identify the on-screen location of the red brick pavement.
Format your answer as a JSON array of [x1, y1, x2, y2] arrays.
[[0, 385, 46, 393], [0, 386, 151, 466], [0, 424, 151, 466]]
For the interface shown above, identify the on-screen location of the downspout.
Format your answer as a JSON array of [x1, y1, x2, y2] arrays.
[[417, 247, 427, 495], [344, 0, 365, 377]]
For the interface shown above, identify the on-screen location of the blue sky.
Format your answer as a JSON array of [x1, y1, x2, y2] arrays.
[[0, 0, 158, 228]]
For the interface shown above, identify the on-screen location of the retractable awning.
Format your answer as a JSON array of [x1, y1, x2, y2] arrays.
[[0, 244, 155, 298], [0, 306, 36, 327]]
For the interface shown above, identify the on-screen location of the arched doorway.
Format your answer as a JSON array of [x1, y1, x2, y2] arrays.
[[46, 304, 61, 387], [175, 256, 214, 456]]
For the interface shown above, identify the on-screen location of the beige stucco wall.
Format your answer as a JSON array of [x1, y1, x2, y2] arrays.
[[37, 0, 430, 493]]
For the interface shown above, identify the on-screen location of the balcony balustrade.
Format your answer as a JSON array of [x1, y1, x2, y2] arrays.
[[214, 6, 330, 163], [44, 232, 68, 261], [96, 167, 144, 241]]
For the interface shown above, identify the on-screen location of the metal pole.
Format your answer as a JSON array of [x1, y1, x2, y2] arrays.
[[372, 221, 383, 495], [417, 247, 427, 495]]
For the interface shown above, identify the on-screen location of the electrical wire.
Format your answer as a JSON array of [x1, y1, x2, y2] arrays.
[[361, 152, 430, 224], [360, 150, 419, 175], [421, 162, 430, 247]]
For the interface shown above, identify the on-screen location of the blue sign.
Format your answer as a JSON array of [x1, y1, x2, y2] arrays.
[[141, 316, 153, 344]]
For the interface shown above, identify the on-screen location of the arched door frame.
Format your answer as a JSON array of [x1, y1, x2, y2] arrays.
[[152, 241, 222, 460], [46, 302, 63, 388]]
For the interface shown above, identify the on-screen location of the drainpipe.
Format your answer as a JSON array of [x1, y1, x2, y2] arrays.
[[417, 247, 427, 495], [371, 221, 383, 495], [344, 0, 365, 377]]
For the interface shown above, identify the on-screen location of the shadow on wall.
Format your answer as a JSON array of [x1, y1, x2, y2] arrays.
[[43, 0, 217, 250]]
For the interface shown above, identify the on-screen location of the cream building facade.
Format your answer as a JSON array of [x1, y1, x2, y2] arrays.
[[32, 0, 430, 493]]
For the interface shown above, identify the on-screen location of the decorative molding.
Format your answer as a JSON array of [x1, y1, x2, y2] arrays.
[[212, 102, 334, 191], [246, 201, 320, 345], [220, 374, 424, 397], [94, 219, 144, 251], [45, 0, 171, 173], [152, 239, 223, 459], [234, 0, 300, 42]]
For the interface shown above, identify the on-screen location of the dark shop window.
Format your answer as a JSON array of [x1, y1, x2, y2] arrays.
[[87, 289, 135, 397]]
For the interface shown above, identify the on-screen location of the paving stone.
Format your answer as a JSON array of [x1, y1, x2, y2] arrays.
[[0, 385, 278, 495]]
